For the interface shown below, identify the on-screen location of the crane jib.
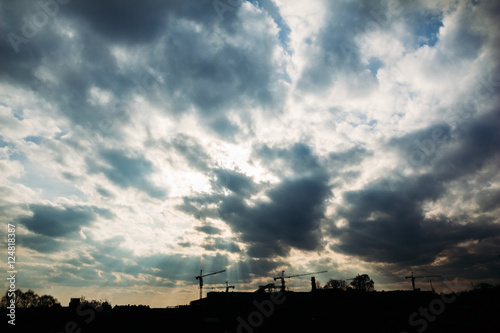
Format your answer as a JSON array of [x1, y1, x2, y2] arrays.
[[275, 270, 328, 279], [195, 269, 226, 300]]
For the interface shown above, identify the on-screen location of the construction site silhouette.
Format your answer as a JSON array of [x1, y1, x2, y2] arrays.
[[3, 276, 500, 333]]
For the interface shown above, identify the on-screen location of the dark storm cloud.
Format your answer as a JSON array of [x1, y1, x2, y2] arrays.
[[328, 145, 372, 172], [177, 192, 223, 221], [179, 142, 333, 259], [1, 0, 128, 97], [61, 0, 172, 44], [208, 115, 241, 140], [476, 188, 500, 212], [429, 236, 500, 281], [211, 168, 256, 196], [196, 224, 223, 235], [96, 186, 114, 198], [154, 15, 286, 135], [389, 108, 500, 181], [70, 0, 286, 136], [61, 0, 242, 45], [202, 237, 241, 253], [253, 142, 323, 175], [87, 149, 167, 198], [433, 109, 500, 180], [331, 181, 500, 265], [21, 234, 64, 253], [1, 13, 134, 137], [169, 134, 212, 171], [19, 204, 108, 237], [0, 0, 50, 82], [331, 108, 500, 271], [387, 124, 452, 169], [1, 0, 286, 140], [232, 258, 285, 282], [219, 173, 331, 258], [160, 25, 280, 112], [177, 168, 258, 220]]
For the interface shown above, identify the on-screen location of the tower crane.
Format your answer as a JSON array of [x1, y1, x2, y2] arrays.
[[195, 269, 225, 299], [274, 270, 328, 292], [225, 281, 235, 292], [405, 272, 441, 292]]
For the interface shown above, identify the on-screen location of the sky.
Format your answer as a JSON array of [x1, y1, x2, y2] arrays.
[[1, 0, 499, 307]]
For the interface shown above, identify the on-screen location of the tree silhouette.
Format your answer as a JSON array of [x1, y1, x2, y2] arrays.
[[474, 282, 494, 290], [0, 289, 61, 309], [18, 289, 39, 308], [324, 279, 348, 290], [80, 296, 112, 311], [350, 274, 374, 292], [38, 294, 61, 308]]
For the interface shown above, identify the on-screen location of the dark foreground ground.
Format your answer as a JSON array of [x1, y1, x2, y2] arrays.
[[2, 288, 500, 333]]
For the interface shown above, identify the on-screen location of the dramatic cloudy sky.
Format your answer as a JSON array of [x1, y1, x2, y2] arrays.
[[1, 0, 499, 307]]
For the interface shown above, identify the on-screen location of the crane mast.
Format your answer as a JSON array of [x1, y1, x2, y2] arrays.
[[225, 281, 235, 292], [195, 269, 225, 299], [405, 272, 441, 291]]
